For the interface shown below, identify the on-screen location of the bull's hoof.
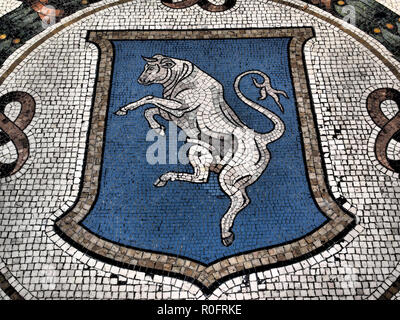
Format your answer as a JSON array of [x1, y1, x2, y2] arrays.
[[154, 178, 168, 187], [114, 109, 127, 116], [221, 232, 235, 247]]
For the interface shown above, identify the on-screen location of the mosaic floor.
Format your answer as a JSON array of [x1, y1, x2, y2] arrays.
[[0, 0, 400, 301]]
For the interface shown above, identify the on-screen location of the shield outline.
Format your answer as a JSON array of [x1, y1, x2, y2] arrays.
[[55, 28, 355, 294]]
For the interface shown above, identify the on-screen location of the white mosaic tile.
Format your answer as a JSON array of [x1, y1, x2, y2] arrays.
[[376, 0, 400, 15], [0, 0, 20, 17]]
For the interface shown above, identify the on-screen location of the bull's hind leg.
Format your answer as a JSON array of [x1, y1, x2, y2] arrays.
[[218, 165, 253, 247], [218, 145, 270, 246], [144, 107, 166, 136], [154, 144, 213, 187]]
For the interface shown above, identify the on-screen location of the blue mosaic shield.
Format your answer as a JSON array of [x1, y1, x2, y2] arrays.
[[56, 29, 354, 293]]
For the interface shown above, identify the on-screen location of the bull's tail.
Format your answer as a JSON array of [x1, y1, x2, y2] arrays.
[[234, 70, 287, 144]]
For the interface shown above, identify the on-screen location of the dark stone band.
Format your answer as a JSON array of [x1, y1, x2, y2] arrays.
[[367, 88, 400, 174], [161, 0, 236, 12], [0, 272, 23, 300], [0, 91, 35, 178]]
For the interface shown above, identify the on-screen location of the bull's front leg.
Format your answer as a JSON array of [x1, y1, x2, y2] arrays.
[[144, 107, 165, 136], [144, 96, 188, 117], [115, 95, 187, 118], [114, 95, 154, 116]]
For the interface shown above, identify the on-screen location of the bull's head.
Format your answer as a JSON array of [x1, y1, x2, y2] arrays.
[[138, 55, 176, 86]]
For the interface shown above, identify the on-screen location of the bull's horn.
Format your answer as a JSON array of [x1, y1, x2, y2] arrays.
[[142, 56, 158, 62]]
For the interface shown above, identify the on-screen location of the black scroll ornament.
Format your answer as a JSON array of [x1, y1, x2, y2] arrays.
[[0, 92, 35, 178], [367, 88, 400, 174], [161, 0, 236, 12]]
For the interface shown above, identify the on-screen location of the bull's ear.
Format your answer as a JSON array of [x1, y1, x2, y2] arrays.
[[160, 58, 176, 69]]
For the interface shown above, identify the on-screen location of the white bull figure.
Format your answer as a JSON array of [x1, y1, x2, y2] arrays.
[[115, 54, 288, 246]]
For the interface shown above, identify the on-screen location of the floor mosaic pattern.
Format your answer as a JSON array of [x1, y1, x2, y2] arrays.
[[0, 0, 400, 300]]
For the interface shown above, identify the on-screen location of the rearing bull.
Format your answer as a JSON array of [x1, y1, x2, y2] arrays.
[[115, 54, 288, 247]]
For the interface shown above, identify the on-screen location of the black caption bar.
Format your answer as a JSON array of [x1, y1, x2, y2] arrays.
[[155, 302, 244, 318]]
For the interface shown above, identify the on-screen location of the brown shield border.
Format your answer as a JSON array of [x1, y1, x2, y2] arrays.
[[55, 28, 355, 294]]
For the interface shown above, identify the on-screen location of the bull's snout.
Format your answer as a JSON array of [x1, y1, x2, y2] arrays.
[[138, 76, 150, 86]]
